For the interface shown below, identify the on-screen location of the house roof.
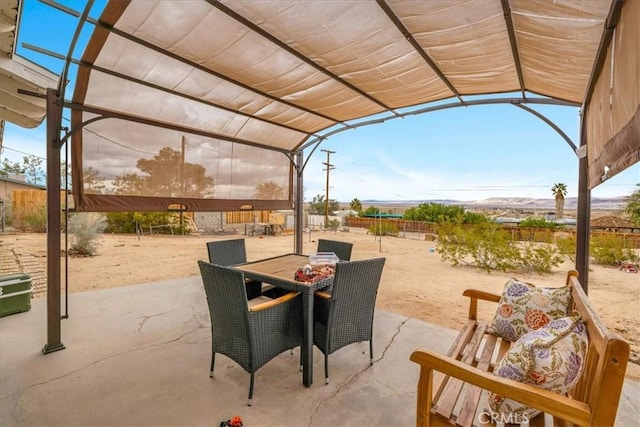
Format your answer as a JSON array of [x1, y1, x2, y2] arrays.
[[0, 0, 58, 132], [591, 215, 636, 229], [0, 175, 46, 190]]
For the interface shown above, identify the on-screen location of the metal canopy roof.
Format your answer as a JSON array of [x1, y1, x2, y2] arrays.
[[39, 0, 639, 354], [58, 0, 638, 213]]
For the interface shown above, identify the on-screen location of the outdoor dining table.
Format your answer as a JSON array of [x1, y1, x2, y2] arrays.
[[233, 253, 334, 387]]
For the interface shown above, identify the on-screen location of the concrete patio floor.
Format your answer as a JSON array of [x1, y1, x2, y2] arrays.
[[1, 276, 638, 427]]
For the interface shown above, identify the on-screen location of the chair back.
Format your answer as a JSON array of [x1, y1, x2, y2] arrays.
[[326, 257, 385, 349], [206, 239, 248, 266], [317, 239, 353, 261], [197, 260, 251, 366]]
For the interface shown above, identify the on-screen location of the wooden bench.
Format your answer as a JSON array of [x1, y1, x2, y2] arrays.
[[410, 271, 630, 426]]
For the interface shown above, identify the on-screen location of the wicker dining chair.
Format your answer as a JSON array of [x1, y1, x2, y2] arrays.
[[197, 260, 303, 405], [206, 238, 270, 299], [316, 238, 353, 261], [313, 257, 386, 384]]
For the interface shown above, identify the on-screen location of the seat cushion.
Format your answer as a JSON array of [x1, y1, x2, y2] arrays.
[[487, 278, 572, 341], [488, 314, 589, 420], [247, 296, 273, 308]]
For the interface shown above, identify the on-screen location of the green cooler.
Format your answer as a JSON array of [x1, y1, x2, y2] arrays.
[[0, 273, 33, 317]]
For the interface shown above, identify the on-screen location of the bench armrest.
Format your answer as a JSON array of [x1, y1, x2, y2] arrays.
[[462, 289, 500, 320], [410, 348, 591, 427]]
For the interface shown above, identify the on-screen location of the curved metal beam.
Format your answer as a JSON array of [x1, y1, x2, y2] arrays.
[[300, 96, 579, 153], [511, 103, 577, 152]]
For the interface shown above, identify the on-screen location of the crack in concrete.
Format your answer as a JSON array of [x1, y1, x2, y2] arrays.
[[307, 316, 410, 426], [1, 324, 205, 409], [136, 299, 207, 332]]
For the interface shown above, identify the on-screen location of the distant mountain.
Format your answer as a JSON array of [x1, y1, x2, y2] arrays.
[[358, 196, 627, 211]]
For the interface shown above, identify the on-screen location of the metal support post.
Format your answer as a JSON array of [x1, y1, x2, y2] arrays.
[[43, 88, 65, 354], [575, 150, 591, 294], [294, 151, 304, 255]]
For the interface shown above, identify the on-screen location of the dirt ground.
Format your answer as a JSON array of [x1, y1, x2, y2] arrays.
[[1, 228, 638, 380]]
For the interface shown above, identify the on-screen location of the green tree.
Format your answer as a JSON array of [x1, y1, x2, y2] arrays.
[[403, 202, 487, 224], [350, 198, 363, 212], [0, 159, 25, 177], [307, 194, 339, 215], [551, 182, 567, 219], [361, 206, 381, 217], [253, 180, 285, 199], [624, 183, 640, 226], [113, 147, 213, 197], [0, 156, 44, 184]]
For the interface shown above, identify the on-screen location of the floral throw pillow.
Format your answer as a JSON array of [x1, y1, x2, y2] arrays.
[[487, 279, 572, 341], [488, 315, 589, 420]]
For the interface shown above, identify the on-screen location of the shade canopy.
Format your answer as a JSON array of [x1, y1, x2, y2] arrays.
[[67, 0, 639, 212]]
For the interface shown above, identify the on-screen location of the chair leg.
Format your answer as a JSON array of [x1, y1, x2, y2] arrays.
[[299, 347, 303, 371], [324, 354, 329, 384], [248, 372, 255, 406], [369, 339, 373, 365], [210, 353, 215, 377]]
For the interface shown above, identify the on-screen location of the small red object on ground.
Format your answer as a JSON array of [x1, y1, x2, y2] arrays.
[[220, 416, 243, 427], [619, 263, 638, 273]]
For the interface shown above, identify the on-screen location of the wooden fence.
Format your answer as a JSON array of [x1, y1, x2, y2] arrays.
[[225, 210, 271, 224], [345, 216, 640, 248], [9, 190, 68, 230]]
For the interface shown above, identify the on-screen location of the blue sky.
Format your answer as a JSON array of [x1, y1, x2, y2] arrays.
[[2, 0, 638, 203]]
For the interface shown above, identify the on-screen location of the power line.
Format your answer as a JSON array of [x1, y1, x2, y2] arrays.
[[1, 146, 46, 160]]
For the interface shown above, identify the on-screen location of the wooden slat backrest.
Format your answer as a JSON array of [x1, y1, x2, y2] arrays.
[[566, 274, 630, 426]]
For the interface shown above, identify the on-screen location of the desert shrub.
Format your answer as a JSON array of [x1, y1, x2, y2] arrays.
[[519, 242, 564, 274], [590, 234, 640, 266], [105, 212, 190, 234], [24, 207, 47, 232], [368, 221, 398, 236], [438, 222, 563, 274], [435, 222, 468, 266], [555, 235, 576, 262], [68, 213, 107, 256], [437, 222, 520, 273], [1, 200, 13, 227], [326, 219, 340, 230]]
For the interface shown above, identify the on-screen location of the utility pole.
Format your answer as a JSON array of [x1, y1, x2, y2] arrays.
[[180, 135, 186, 196], [321, 149, 335, 230]]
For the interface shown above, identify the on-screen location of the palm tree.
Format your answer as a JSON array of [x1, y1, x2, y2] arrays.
[[350, 198, 363, 212], [624, 183, 640, 226], [551, 183, 567, 220], [253, 180, 285, 199]]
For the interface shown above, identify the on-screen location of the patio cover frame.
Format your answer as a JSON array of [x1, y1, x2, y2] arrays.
[[36, 0, 638, 353]]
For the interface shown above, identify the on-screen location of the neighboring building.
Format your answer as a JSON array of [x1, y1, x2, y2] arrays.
[[591, 215, 639, 233], [0, 175, 46, 198], [1, 175, 46, 229]]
